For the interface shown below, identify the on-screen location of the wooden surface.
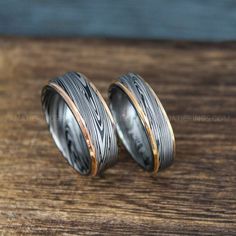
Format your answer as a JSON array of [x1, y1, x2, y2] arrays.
[[1, 0, 236, 41], [0, 37, 235, 235]]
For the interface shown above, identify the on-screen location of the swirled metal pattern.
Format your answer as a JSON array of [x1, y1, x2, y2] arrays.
[[108, 73, 175, 174], [42, 72, 118, 176]]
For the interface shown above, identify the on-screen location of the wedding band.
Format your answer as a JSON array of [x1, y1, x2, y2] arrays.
[[108, 73, 175, 175], [41, 72, 118, 176]]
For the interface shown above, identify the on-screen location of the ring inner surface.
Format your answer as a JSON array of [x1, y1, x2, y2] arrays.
[[109, 86, 154, 171], [43, 87, 91, 175]]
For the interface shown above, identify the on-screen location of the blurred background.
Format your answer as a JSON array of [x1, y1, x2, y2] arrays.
[[0, 0, 236, 41]]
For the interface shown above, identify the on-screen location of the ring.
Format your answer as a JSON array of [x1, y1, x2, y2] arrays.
[[41, 72, 118, 176], [108, 73, 175, 175]]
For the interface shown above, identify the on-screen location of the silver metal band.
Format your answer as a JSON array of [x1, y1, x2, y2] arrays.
[[108, 73, 175, 175], [41, 72, 118, 176]]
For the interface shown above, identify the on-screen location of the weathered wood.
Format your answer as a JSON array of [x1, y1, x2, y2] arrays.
[[0, 37, 235, 235]]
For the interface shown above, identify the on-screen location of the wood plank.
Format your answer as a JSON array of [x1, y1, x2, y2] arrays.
[[0, 37, 235, 235]]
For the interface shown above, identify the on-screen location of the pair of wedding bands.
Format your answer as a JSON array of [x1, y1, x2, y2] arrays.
[[41, 72, 175, 176]]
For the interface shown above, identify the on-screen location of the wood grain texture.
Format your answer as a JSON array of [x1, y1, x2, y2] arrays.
[[0, 37, 235, 235]]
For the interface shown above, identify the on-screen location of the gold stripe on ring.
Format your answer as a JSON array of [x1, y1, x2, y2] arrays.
[[88, 79, 116, 127], [112, 81, 160, 175], [146, 83, 176, 160], [48, 82, 98, 176]]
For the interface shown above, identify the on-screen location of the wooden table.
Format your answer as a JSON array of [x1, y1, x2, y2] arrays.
[[0, 38, 235, 235]]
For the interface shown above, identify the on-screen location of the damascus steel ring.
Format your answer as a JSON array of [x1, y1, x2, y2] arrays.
[[108, 73, 175, 175], [41, 72, 118, 176]]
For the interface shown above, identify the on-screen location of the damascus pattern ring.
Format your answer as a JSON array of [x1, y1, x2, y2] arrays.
[[108, 73, 175, 175], [41, 72, 118, 176]]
